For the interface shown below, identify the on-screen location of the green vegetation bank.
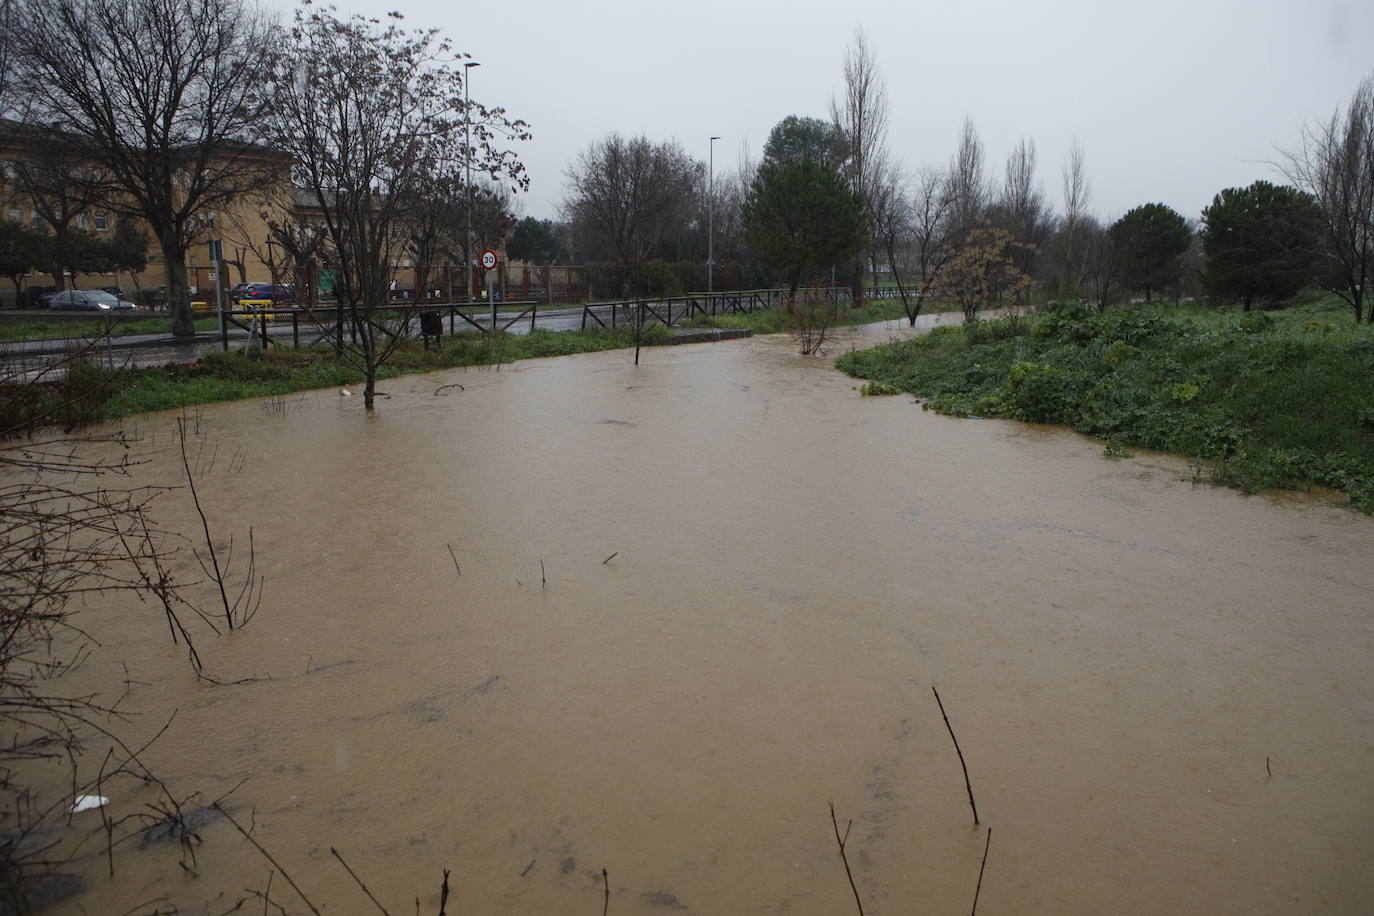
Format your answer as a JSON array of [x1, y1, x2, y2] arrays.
[[837, 298, 1374, 512]]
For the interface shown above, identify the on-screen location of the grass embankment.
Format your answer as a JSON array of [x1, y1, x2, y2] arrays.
[[0, 315, 224, 341], [3, 325, 669, 431], [836, 299, 1374, 512]]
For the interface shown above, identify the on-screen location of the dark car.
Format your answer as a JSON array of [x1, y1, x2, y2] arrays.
[[229, 282, 296, 305], [49, 289, 136, 311]]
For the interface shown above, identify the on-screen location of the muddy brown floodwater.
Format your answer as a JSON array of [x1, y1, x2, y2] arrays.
[[18, 317, 1374, 914]]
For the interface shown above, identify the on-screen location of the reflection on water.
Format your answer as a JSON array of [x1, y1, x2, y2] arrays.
[[17, 318, 1374, 914]]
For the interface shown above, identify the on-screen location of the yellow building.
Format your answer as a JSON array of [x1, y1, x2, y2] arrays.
[[1, 120, 294, 307]]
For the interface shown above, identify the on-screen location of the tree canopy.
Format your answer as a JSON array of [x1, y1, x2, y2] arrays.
[[741, 156, 867, 305], [1109, 203, 1191, 300], [763, 115, 847, 168], [507, 216, 566, 265], [1200, 180, 1321, 309], [561, 134, 699, 268]]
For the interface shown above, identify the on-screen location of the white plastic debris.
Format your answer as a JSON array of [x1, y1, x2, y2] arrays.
[[71, 794, 108, 813], [340, 389, 352, 396]]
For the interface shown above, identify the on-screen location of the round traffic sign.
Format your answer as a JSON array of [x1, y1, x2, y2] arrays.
[[480, 249, 498, 271]]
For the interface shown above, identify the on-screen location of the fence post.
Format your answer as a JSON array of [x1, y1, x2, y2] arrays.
[[292, 311, 299, 349]]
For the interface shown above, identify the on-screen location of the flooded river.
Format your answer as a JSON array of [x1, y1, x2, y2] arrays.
[[17, 318, 1374, 914]]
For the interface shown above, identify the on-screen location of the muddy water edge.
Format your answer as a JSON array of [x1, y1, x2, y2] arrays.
[[15, 318, 1374, 914]]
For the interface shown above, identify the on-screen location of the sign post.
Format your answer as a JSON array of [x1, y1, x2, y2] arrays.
[[208, 239, 227, 349], [481, 249, 499, 333]]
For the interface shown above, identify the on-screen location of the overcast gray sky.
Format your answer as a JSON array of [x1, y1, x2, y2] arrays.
[[334, 0, 1373, 225]]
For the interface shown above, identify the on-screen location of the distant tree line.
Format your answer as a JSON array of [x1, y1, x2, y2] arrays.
[[555, 30, 1373, 322]]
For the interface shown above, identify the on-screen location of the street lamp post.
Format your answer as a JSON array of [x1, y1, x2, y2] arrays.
[[708, 135, 720, 294], [464, 61, 480, 302]]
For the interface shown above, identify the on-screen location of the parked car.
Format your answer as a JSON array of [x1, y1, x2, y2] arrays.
[[49, 289, 136, 311], [229, 282, 296, 305]]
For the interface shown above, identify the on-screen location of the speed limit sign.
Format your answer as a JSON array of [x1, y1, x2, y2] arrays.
[[480, 249, 498, 271]]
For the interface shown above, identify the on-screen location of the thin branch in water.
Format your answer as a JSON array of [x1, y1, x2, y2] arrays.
[[214, 804, 321, 916], [177, 417, 264, 631], [540, 558, 546, 589], [179, 418, 234, 631], [1266, 756, 1272, 778], [446, 544, 460, 577], [330, 846, 391, 915], [932, 685, 980, 825], [602, 552, 618, 565], [829, 801, 865, 916], [602, 867, 610, 916], [971, 827, 992, 916], [439, 868, 450, 916]]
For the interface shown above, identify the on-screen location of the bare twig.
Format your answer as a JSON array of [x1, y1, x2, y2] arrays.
[[602, 552, 617, 565], [933, 685, 979, 825], [1266, 756, 1272, 778], [433, 383, 465, 395], [602, 867, 610, 916], [446, 544, 460, 577], [971, 827, 992, 915], [439, 868, 450, 916], [829, 801, 865, 916], [540, 558, 546, 589], [330, 846, 391, 915], [179, 418, 233, 631], [177, 417, 264, 631], [214, 804, 321, 915]]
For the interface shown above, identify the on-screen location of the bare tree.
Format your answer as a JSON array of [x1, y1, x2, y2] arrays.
[[11, 0, 287, 337], [948, 118, 991, 239], [561, 134, 700, 292], [897, 166, 956, 324], [1060, 137, 1094, 290], [0, 0, 14, 116], [408, 178, 514, 299], [1083, 215, 1120, 311], [831, 26, 890, 305], [998, 137, 1048, 297], [266, 6, 529, 410], [1279, 75, 1374, 322]]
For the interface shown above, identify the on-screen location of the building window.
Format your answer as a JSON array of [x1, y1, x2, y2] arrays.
[[30, 211, 42, 229], [76, 213, 87, 229], [95, 212, 109, 231], [7, 208, 20, 223]]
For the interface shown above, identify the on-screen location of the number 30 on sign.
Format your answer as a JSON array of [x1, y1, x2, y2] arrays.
[[480, 249, 498, 271]]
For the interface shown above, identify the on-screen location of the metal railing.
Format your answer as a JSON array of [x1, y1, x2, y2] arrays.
[[210, 285, 904, 351]]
